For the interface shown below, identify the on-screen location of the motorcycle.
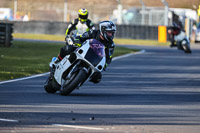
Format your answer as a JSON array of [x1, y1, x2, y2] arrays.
[[44, 38, 106, 95], [168, 30, 192, 54]]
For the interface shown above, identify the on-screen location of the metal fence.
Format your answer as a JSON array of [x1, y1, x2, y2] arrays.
[[13, 21, 159, 40], [0, 0, 121, 23], [116, 24, 158, 40], [0, 0, 174, 26], [112, 7, 168, 26]]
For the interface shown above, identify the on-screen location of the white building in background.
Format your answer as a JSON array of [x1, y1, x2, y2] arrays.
[[0, 8, 13, 21], [111, 7, 198, 26], [111, 7, 198, 38], [169, 8, 198, 37], [170, 8, 197, 21]]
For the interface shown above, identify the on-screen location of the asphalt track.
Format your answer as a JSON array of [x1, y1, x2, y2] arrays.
[[0, 43, 200, 133]]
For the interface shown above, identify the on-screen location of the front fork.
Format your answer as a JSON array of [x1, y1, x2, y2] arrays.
[[66, 60, 81, 80]]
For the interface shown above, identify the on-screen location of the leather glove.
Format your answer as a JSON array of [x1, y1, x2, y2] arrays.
[[65, 35, 70, 41], [73, 38, 81, 47], [66, 37, 74, 45]]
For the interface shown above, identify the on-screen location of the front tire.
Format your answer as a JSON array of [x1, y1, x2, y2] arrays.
[[182, 44, 192, 53], [60, 69, 87, 96]]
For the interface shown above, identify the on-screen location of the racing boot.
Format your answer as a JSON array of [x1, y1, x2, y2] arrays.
[[170, 41, 176, 47]]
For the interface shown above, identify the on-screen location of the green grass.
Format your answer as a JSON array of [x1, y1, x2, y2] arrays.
[[13, 33, 170, 46], [13, 33, 65, 42], [1, 32, 168, 81], [0, 33, 168, 81], [0, 40, 136, 81], [0, 41, 62, 81]]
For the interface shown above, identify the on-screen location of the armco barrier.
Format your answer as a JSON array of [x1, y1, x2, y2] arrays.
[[14, 21, 160, 40], [14, 21, 67, 35], [115, 24, 158, 40], [0, 22, 13, 47]]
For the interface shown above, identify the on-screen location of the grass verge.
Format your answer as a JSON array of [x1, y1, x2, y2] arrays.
[[13, 33, 170, 46], [0, 40, 137, 81]]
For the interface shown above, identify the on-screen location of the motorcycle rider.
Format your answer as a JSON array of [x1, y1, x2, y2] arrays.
[[168, 22, 182, 47], [65, 8, 95, 39], [56, 20, 117, 83], [168, 22, 192, 53]]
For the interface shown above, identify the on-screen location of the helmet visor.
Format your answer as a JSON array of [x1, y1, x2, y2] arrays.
[[106, 30, 115, 38], [79, 14, 88, 19]]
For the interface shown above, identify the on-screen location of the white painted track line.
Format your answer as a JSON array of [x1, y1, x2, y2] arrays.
[[113, 49, 145, 61], [52, 124, 104, 130], [0, 50, 145, 85], [0, 72, 49, 85], [0, 118, 19, 122]]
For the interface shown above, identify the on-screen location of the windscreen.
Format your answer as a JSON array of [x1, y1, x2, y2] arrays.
[[85, 39, 105, 66]]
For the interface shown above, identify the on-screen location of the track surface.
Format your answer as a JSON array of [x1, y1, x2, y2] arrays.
[[0, 44, 200, 133]]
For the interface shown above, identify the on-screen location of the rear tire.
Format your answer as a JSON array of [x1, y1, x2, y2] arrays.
[[60, 69, 87, 96]]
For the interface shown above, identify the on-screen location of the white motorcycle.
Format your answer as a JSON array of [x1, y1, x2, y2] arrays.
[[169, 30, 192, 53], [44, 39, 106, 95]]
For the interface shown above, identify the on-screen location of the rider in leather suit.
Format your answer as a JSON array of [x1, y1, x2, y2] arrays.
[[168, 22, 182, 47], [57, 21, 117, 83], [65, 8, 95, 38]]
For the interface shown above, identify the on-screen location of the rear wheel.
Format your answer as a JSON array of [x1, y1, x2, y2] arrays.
[[60, 69, 87, 96]]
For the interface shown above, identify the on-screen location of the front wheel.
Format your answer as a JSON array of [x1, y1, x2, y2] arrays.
[[182, 44, 192, 53], [60, 69, 87, 96]]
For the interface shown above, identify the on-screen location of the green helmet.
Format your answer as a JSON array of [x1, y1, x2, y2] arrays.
[[78, 8, 88, 23]]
